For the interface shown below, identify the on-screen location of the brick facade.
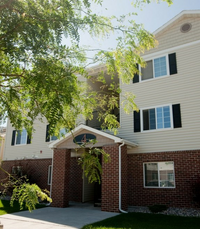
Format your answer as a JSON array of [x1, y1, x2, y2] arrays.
[[1, 146, 199, 211], [0, 158, 52, 191], [127, 150, 200, 208], [51, 148, 71, 207], [102, 144, 128, 212]]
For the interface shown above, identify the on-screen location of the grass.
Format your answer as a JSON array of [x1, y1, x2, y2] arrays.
[[0, 199, 46, 215], [82, 212, 200, 229]]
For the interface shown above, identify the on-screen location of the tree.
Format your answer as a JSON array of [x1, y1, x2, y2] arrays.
[[0, 0, 173, 210], [0, 166, 52, 212], [0, 0, 173, 135]]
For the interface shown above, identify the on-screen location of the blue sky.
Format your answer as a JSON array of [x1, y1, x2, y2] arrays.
[[78, 0, 200, 51]]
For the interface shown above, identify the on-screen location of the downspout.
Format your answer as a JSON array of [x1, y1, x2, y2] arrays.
[[119, 141, 128, 213]]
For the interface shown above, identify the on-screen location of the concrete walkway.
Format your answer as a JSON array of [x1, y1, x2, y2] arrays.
[[0, 202, 119, 229]]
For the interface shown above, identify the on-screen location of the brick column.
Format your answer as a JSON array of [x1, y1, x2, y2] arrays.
[[101, 144, 127, 212], [51, 148, 71, 207]]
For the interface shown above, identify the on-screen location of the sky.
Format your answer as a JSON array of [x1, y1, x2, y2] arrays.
[[78, 0, 200, 51], [1, 0, 200, 127]]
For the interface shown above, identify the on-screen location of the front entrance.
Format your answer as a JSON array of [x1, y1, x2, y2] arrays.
[[82, 174, 94, 203], [50, 125, 133, 212], [82, 151, 102, 206], [82, 175, 102, 206]]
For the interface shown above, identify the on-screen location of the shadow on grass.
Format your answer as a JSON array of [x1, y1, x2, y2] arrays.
[[0, 199, 46, 215], [82, 212, 200, 229]]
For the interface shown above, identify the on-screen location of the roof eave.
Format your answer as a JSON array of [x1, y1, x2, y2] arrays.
[[49, 124, 138, 149]]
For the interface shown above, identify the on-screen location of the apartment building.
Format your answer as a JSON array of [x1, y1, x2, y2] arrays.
[[1, 10, 200, 212]]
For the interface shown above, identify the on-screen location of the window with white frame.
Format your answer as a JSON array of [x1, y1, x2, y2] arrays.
[[144, 162, 175, 188], [48, 165, 52, 185], [134, 104, 182, 133], [16, 129, 27, 145], [141, 56, 168, 81], [142, 105, 172, 131], [133, 53, 177, 83], [45, 125, 67, 142], [11, 129, 31, 146]]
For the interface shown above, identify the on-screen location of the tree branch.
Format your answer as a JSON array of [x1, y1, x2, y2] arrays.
[[0, 0, 14, 11]]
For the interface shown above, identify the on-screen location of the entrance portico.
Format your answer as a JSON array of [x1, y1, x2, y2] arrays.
[[49, 124, 137, 212]]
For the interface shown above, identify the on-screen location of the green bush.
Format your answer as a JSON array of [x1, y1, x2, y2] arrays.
[[148, 204, 168, 213]]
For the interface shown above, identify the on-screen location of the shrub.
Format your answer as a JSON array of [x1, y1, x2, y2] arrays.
[[148, 204, 168, 213]]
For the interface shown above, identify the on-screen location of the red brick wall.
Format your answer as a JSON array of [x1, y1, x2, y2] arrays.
[[69, 157, 83, 202], [102, 144, 127, 212], [51, 149, 71, 207], [0, 158, 52, 191], [128, 150, 200, 208]]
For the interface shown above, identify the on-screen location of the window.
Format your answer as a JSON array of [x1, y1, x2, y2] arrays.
[[16, 129, 27, 145], [11, 129, 31, 146], [141, 55, 168, 80], [142, 105, 171, 131], [133, 53, 177, 83], [45, 125, 67, 142], [12, 166, 23, 177], [144, 162, 175, 188], [134, 104, 182, 132], [48, 165, 52, 185]]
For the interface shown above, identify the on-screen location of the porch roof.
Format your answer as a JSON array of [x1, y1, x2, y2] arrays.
[[48, 124, 138, 149]]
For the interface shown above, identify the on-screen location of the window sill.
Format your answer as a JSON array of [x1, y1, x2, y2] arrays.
[[136, 74, 170, 84], [144, 186, 175, 189], [141, 127, 173, 133], [13, 144, 28, 146]]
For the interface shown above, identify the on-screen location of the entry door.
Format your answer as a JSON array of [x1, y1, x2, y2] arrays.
[[82, 174, 94, 202]]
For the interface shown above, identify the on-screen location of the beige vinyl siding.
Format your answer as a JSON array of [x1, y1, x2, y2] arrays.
[[3, 119, 52, 160], [119, 40, 200, 154], [0, 136, 5, 160], [145, 16, 200, 56]]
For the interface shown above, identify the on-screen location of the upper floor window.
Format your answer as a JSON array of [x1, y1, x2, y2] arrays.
[[143, 105, 171, 131], [11, 129, 31, 146], [133, 53, 177, 83], [45, 125, 67, 142], [134, 104, 182, 133]]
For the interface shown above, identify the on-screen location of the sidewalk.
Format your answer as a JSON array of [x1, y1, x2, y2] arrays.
[[0, 203, 119, 229]]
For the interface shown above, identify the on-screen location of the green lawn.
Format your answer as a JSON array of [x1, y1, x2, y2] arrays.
[[0, 199, 46, 215], [82, 212, 200, 229]]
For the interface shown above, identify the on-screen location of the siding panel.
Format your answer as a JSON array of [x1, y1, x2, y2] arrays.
[[4, 119, 53, 160], [119, 36, 200, 154]]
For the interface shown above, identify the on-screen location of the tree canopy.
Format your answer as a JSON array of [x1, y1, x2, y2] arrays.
[[0, 0, 172, 135]]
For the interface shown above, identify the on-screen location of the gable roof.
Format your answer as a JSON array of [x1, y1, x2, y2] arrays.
[[154, 10, 200, 36], [49, 124, 138, 149]]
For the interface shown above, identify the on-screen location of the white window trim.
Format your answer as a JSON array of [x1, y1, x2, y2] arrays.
[[139, 54, 170, 83], [48, 165, 52, 185], [141, 104, 174, 133], [14, 129, 27, 146], [143, 161, 175, 189]]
